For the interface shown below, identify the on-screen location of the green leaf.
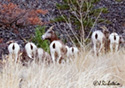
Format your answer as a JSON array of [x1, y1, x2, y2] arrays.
[[56, 4, 70, 10], [102, 8, 108, 13], [115, 0, 122, 2], [55, 0, 109, 45], [50, 16, 65, 23], [32, 26, 50, 52], [91, 0, 100, 4]]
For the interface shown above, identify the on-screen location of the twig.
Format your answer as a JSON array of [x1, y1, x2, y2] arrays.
[[85, 10, 102, 42], [18, 34, 28, 43]]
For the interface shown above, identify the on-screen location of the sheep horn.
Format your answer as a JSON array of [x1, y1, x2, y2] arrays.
[[49, 25, 54, 31]]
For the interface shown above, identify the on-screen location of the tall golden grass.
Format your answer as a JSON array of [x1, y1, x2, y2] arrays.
[[0, 48, 125, 88]]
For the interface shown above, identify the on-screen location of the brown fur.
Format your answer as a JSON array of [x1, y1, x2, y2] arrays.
[[103, 37, 110, 53], [54, 51, 58, 61], [50, 35, 67, 63], [43, 26, 68, 63], [46, 30, 59, 43], [59, 46, 67, 63], [21, 49, 33, 66], [36, 48, 52, 65], [44, 52, 52, 64], [101, 26, 110, 53]]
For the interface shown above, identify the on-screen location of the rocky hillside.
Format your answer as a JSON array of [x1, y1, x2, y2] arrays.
[[0, 0, 125, 58], [97, 0, 125, 33]]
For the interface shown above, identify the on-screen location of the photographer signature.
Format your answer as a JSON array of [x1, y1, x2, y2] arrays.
[[93, 80, 121, 86]]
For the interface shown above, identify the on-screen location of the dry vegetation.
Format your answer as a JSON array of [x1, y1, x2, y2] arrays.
[[0, 48, 124, 88], [0, 1, 124, 88]]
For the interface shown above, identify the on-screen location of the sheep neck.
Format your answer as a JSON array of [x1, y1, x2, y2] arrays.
[[49, 33, 59, 43]]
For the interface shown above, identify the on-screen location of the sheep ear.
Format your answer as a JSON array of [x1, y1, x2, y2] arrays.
[[49, 25, 54, 31]]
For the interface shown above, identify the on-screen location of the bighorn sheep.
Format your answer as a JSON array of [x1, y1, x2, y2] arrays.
[[119, 35, 124, 45], [100, 25, 110, 53], [7, 40, 20, 63], [69, 47, 79, 58], [42, 26, 67, 63], [109, 32, 120, 52], [91, 30, 105, 56], [91, 26, 110, 56], [37, 48, 52, 64], [21, 42, 37, 65], [63, 46, 79, 63], [24, 42, 37, 59], [66, 46, 79, 58], [65, 45, 70, 58], [21, 42, 52, 65]]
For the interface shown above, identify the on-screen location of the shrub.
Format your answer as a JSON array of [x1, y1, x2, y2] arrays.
[[0, 2, 48, 29], [32, 26, 50, 52], [54, 0, 109, 45]]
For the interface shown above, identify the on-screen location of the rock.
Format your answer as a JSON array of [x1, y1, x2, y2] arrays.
[[0, 0, 125, 58]]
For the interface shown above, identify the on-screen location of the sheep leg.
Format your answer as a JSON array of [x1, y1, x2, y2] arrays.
[[15, 54, 18, 63], [57, 55, 62, 64], [110, 43, 113, 52], [9, 54, 13, 60], [57, 50, 62, 63], [115, 44, 119, 52], [98, 43, 103, 54], [51, 52, 56, 64], [93, 44, 97, 56]]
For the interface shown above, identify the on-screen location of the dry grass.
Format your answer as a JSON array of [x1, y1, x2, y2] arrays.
[[0, 48, 125, 88]]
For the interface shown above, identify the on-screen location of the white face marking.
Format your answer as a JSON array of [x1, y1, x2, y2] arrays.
[[42, 30, 52, 40]]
